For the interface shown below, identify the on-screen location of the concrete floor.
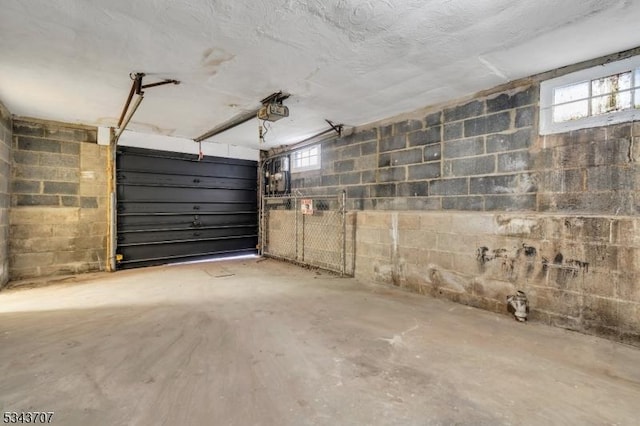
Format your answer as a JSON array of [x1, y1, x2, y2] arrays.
[[0, 258, 639, 426]]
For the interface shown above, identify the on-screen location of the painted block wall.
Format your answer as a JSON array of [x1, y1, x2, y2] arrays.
[[10, 119, 108, 280], [280, 71, 640, 345], [0, 102, 11, 288]]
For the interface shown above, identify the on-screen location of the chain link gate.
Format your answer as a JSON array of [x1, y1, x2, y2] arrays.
[[260, 192, 348, 275]]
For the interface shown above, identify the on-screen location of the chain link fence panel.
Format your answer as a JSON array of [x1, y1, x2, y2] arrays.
[[261, 192, 350, 275]]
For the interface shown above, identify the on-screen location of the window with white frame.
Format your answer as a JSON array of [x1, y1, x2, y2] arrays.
[[540, 55, 640, 135], [291, 144, 321, 172]]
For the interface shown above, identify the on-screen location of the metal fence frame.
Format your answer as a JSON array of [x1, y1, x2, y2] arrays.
[[260, 191, 348, 275]]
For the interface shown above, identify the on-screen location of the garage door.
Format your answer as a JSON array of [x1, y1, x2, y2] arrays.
[[116, 146, 258, 269]]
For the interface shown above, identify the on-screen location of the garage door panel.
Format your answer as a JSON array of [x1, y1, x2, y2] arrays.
[[117, 171, 255, 190], [117, 202, 256, 214], [117, 152, 256, 180], [118, 225, 257, 245], [116, 146, 258, 269], [117, 185, 256, 203], [117, 213, 256, 229], [118, 236, 257, 264]]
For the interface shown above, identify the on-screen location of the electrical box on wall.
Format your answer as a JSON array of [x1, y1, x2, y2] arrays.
[[264, 156, 290, 195]]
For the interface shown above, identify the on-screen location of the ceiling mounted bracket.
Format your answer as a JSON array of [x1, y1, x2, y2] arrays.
[[325, 119, 343, 137], [260, 91, 290, 106], [114, 72, 180, 143]]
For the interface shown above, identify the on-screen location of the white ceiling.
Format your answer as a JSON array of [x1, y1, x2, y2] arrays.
[[1, 0, 640, 149]]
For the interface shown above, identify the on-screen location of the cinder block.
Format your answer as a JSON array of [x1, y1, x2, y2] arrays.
[[444, 155, 495, 177], [393, 119, 423, 135], [515, 106, 534, 128], [537, 169, 583, 193], [397, 181, 428, 197], [13, 121, 45, 137], [487, 129, 534, 153], [61, 196, 79, 207], [470, 175, 519, 195], [443, 137, 484, 159], [334, 159, 354, 173], [13, 150, 40, 164], [10, 224, 53, 238], [443, 122, 463, 141], [377, 166, 405, 183], [352, 128, 378, 142], [379, 135, 407, 152], [407, 162, 441, 180], [360, 140, 377, 155], [371, 183, 396, 198], [484, 194, 536, 211], [10, 252, 55, 269], [43, 181, 79, 195], [15, 194, 59, 206], [464, 112, 510, 137], [14, 165, 57, 180], [361, 170, 376, 184], [10, 207, 79, 224], [17, 137, 61, 153], [12, 180, 40, 194], [486, 93, 512, 113], [429, 178, 468, 195], [442, 196, 484, 211], [408, 127, 441, 147], [423, 144, 441, 162], [498, 150, 531, 172], [436, 232, 471, 253], [444, 100, 484, 122], [425, 112, 442, 127], [80, 196, 99, 208], [406, 197, 441, 210], [397, 213, 421, 230], [39, 152, 79, 168], [378, 153, 391, 168], [355, 154, 377, 170], [426, 249, 454, 270], [535, 288, 583, 319], [390, 148, 423, 166]]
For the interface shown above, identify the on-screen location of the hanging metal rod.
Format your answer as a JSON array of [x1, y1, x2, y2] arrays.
[[116, 72, 180, 131], [194, 91, 290, 142], [293, 119, 344, 146], [114, 94, 144, 143]]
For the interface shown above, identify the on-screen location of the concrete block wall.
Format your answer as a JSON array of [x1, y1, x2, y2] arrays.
[[10, 119, 108, 280], [0, 102, 11, 288], [354, 211, 640, 345], [280, 67, 640, 345]]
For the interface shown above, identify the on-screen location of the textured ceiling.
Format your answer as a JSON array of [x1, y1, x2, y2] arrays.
[[1, 0, 639, 149]]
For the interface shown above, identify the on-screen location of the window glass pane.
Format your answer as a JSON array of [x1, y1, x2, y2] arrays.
[[301, 157, 310, 167], [591, 72, 632, 115], [554, 82, 588, 105], [592, 92, 631, 115], [308, 147, 318, 156], [635, 68, 640, 108], [553, 100, 588, 122], [591, 72, 631, 96]]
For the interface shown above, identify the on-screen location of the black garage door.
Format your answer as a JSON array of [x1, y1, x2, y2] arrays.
[[116, 146, 258, 269]]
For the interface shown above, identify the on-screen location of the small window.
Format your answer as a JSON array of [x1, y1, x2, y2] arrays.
[[291, 144, 321, 172], [540, 55, 640, 134]]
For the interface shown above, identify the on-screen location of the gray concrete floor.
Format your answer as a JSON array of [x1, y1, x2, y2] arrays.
[[0, 258, 639, 426]]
